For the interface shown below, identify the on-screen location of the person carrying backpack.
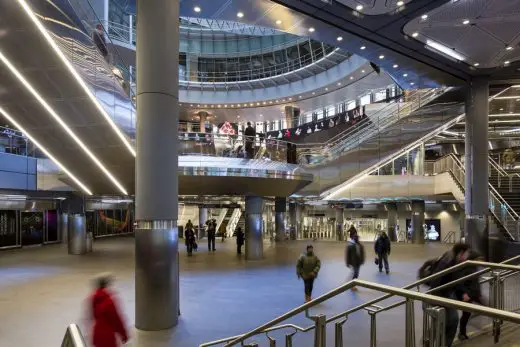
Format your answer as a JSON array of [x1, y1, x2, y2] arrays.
[[345, 226, 365, 291], [374, 231, 391, 274], [296, 245, 321, 302], [419, 243, 472, 347]]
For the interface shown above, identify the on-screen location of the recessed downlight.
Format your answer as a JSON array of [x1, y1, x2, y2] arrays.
[[421, 14, 428, 20], [361, 70, 365, 73], [360, 46, 366, 50], [350, 76, 354, 80], [325, 88, 329, 91], [393, 64, 399, 68], [397, 1, 404, 6], [237, 12, 244, 18], [474, 63, 479, 67], [356, 5, 363, 11], [403, 73, 408, 77], [506, 46, 514, 51], [237, 115, 241, 118], [379, 55, 385, 59], [412, 32, 419, 38], [505, 61, 511, 65], [337, 82, 342, 86], [194, 6, 201, 13], [299, 95, 303, 98], [462, 19, 470, 25], [410, 82, 415, 85], [276, 20, 282, 25], [308, 27, 315, 32], [337, 36, 343, 42], [312, 92, 316, 95]]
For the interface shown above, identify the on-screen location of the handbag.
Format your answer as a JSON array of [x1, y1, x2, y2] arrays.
[[374, 257, 379, 265]]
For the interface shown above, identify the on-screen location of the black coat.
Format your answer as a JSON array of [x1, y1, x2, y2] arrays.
[[236, 230, 244, 245], [345, 240, 365, 268], [375, 234, 391, 255]]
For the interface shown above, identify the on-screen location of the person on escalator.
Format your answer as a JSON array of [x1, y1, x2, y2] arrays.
[[89, 274, 128, 347], [296, 245, 321, 302], [93, 24, 108, 59]]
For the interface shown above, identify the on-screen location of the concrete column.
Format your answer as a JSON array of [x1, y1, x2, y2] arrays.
[[199, 207, 208, 239], [245, 196, 264, 260], [465, 78, 489, 259], [285, 106, 300, 128], [289, 202, 297, 240], [198, 111, 208, 133], [411, 200, 425, 244], [335, 208, 344, 241], [296, 204, 303, 239], [135, 0, 180, 331], [274, 197, 286, 241], [387, 203, 398, 242], [60, 213, 68, 244]]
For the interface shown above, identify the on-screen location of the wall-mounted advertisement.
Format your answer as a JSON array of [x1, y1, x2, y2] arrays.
[[406, 219, 441, 241]]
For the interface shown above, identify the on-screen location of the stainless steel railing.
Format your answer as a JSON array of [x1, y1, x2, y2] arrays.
[[61, 324, 87, 347], [433, 153, 519, 240], [200, 256, 520, 347]]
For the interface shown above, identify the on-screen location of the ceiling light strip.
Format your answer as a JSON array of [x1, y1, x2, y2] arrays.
[[15, 0, 136, 158], [0, 107, 93, 195], [0, 51, 128, 195]]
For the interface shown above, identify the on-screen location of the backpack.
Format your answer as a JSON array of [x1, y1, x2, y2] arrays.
[[418, 257, 441, 286]]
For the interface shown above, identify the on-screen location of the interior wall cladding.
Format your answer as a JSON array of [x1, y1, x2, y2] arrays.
[[87, 209, 134, 237]]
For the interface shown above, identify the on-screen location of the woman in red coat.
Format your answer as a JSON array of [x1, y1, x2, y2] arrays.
[[90, 275, 128, 347]]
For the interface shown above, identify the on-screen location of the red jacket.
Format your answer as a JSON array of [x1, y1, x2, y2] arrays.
[[90, 288, 128, 347]]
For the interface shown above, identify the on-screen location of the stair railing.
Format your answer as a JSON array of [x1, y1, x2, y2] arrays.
[[200, 257, 520, 347], [61, 324, 87, 347], [434, 154, 519, 241], [489, 156, 520, 192]]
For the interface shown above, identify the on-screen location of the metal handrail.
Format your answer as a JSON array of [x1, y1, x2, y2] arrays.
[[200, 256, 520, 346], [61, 324, 87, 347]]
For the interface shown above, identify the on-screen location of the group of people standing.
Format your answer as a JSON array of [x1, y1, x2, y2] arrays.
[[183, 219, 245, 256]]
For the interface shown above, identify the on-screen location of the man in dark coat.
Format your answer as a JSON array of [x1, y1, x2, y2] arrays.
[[244, 122, 256, 159], [236, 226, 244, 255], [374, 231, 391, 274], [345, 226, 365, 291]]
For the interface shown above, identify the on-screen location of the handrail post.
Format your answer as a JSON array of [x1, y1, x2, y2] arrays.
[[490, 271, 503, 343], [335, 318, 348, 347], [424, 306, 446, 347], [405, 299, 416, 347], [285, 332, 297, 347], [313, 315, 327, 347], [369, 311, 377, 347], [267, 334, 276, 347]]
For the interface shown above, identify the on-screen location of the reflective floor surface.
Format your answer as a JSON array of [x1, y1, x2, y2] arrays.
[[0, 238, 455, 347]]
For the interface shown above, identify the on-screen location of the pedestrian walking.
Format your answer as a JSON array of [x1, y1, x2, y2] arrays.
[[374, 231, 391, 274], [88, 274, 128, 347], [236, 226, 244, 255], [184, 223, 196, 256], [207, 219, 217, 251], [345, 226, 365, 291], [296, 245, 321, 302]]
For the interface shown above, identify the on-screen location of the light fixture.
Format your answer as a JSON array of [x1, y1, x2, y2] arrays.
[[474, 63, 479, 67], [250, 103, 254, 106], [500, 108, 504, 111], [194, 6, 201, 13], [506, 46, 514, 51], [263, 101, 266, 105], [360, 45, 366, 50], [379, 55, 385, 59], [425, 39, 466, 61], [505, 61, 511, 65], [276, 20, 282, 25], [312, 92, 316, 95], [15, 0, 136, 158], [231, 104, 235, 107], [356, 5, 363, 11], [361, 70, 365, 73], [0, 50, 128, 195], [410, 82, 415, 85], [289, 97, 293, 100], [308, 27, 315, 32], [421, 14, 428, 20], [260, 114, 263, 117], [269, 101, 273, 104], [190, 104, 193, 107], [237, 115, 240, 118], [397, 1, 404, 6], [299, 95, 303, 98], [0, 106, 93, 195], [197, 104, 201, 107], [325, 88, 329, 91], [393, 64, 399, 68], [403, 73, 408, 77], [217, 104, 221, 108], [337, 82, 342, 86], [256, 102, 260, 106], [237, 12, 244, 18], [337, 36, 343, 42], [350, 76, 354, 80], [462, 19, 470, 25], [412, 32, 419, 38]]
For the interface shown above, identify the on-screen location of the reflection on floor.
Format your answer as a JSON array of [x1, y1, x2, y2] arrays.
[[0, 238, 453, 347]]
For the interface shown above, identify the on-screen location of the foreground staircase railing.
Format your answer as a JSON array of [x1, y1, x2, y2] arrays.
[[61, 324, 87, 347], [433, 154, 519, 241], [200, 257, 520, 347]]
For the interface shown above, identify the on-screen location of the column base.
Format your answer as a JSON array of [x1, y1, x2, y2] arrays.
[[465, 215, 489, 260], [135, 221, 179, 331]]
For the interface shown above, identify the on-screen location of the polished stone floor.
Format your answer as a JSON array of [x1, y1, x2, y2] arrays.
[[0, 238, 461, 346]]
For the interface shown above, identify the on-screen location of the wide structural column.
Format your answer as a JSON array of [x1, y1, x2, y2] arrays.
[[198, 207, 208, 238], [135, 0, 180, 331], [289, 202, 297, 240], [245, 196, 264, 260], [465, 78, 489, 259], [62, 195, 88, 254], [386, 203, 398, 242], [274, 197, 286, 241], [411, 200, 425, 244], [335, 208, 344, 241]]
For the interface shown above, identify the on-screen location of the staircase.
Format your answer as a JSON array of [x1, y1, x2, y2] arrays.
[[218, 209, 233, 236], [489, 158, 520, 217]]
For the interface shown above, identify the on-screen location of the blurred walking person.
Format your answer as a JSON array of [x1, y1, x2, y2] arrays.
[[89, 274, 128, 347], [374, 231, 391, 274], [184, 222, 196, 256], [207, 218, 217, 251], [345, 226, 365, 291], [236, 226, 245, 255], [296, 245, 321, 302]]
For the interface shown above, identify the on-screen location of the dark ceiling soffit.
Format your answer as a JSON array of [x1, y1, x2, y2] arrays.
[[271, 0, 472, 82]]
